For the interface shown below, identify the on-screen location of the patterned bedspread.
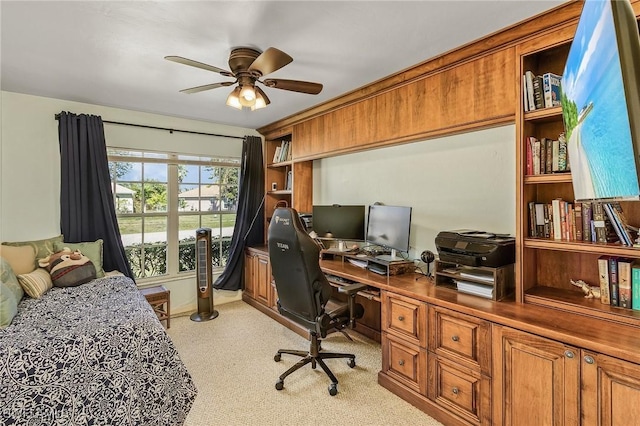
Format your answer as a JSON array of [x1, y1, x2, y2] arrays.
[[0, 276, 197, 425]]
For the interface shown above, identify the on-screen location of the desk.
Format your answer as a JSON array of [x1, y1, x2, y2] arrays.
[[244, 246, 640, 426]]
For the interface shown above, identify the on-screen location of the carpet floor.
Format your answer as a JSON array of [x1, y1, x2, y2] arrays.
[[167, 300, 443, 426]]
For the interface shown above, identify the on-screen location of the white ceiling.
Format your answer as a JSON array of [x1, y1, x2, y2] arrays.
[[1, 1, 566, 130]]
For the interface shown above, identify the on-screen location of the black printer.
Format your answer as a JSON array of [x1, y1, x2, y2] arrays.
[[435, 230, 515, 268]]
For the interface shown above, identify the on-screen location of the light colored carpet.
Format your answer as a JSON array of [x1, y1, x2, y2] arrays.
[[168, 300, 443, 426]]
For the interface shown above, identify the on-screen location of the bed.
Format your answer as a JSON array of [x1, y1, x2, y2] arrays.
[[0, 275, 197, 425]]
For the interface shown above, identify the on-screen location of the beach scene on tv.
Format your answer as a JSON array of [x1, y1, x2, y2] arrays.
[[561, 0, 640, 201]]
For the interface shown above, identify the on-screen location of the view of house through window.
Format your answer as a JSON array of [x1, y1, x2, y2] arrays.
[[108, 149, 240, 280]]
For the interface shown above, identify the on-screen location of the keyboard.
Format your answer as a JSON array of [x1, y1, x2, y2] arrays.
[[325, 274, 356, 284]]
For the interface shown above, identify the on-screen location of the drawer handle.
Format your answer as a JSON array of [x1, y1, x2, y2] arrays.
[[584, 355, 595, 365], [564, 350, 575, 359], [452, 387, 459, 395], [397, 315, 404, 321], [398, 360, 405, 366], [451, 335, 459, 342]]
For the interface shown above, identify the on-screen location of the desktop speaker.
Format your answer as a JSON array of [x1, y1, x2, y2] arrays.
[[190, 228, 219, 322]]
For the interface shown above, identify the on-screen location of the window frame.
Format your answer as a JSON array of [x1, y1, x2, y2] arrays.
[[108, 148, 241, 283]]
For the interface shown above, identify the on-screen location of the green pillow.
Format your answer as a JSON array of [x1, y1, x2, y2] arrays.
[[0, 257, 24, 328], [2, 235, 64, 269], [54, 239, 105, 278]]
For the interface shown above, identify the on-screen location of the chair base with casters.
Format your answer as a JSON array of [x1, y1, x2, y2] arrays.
[[273, 282, 367, 396]]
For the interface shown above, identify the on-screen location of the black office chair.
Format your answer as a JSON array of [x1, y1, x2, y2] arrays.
[[268, 207, 366, 396]]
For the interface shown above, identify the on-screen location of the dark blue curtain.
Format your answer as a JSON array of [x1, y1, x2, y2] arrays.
[[214, 135, 264, 291], [57, 111, 134, 279]]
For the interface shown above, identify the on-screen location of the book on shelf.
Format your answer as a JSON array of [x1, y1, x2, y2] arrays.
[[522, 74, 529, 112], [272, 146, 282, 163], [557, 133, 569, 171], [535, 203, 546, 237], [597, 255, 611, 305], [532, 74, 544, 110], [285, 170, 293, 191], [609, 256, 620, 307], [632, 260, 640, 311], [524, 71, 537, 112], [617, 258, 632, 309], [551, 199, 562, 240], [542, 72, 562, 108], [532, 137, 541, 175], [544, 138, 553, 174], [582, 202, 592, 242], [574, 203, 583, 241], [592, 202, 607, 243]]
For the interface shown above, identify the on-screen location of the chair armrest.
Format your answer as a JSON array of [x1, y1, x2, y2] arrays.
[[337, 283, 368, 296]]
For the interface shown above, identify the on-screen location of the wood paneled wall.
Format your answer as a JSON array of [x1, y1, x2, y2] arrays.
[[258, 2, 584, 159]]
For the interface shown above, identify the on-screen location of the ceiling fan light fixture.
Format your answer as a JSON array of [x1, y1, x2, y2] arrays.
[[251, 87, 270, 111], [238, 85, 256, 107], [225, 87, 242, 110]]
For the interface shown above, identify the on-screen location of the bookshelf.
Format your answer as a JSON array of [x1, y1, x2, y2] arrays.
[[516, 18, 640, 325], [263, 128, 313, 240]]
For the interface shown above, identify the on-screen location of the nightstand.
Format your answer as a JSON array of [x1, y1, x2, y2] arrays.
[[140, 285, 170, 328]]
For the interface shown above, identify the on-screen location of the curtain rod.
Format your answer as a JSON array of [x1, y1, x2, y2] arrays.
[[54, 113, 245, 140]]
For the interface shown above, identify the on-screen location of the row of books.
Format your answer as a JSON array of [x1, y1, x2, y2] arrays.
[[597, 256, 640, 310], [528, 200, 637, 245], [525, 134, 570, 175], [272, 140, 292, 163], [522, 70, 562, 112]]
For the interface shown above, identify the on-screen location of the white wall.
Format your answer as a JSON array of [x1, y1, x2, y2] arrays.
[[1, 91, 259, 312], [313, 125, 516, 263]]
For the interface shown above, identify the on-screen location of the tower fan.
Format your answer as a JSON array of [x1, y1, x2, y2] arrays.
[[190, 228, 219, 322]]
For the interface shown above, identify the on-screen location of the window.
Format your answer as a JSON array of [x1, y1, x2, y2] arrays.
[[108, 149, 240, 280]]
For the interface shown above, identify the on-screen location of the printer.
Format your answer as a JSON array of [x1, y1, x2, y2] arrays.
[[435, 229, 515, 268]]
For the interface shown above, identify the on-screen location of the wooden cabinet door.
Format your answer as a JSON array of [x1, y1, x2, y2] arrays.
[[243, 252, 255, 298], [581, 351, 640, 426], [255, 253, 271, 306], [492, 325, 580, 426]]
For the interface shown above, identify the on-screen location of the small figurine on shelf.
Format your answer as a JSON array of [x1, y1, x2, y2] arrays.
[[570, 279, 601, 299]]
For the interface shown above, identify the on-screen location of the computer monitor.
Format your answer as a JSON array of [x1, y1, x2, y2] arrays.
[[366, 204, 412, 261], [312, 205, 366, 250], [561, 0, 640, 201]]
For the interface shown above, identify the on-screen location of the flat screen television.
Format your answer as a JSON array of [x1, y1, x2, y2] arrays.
[[561, 0, 640, 201], [366, 204, 412, 261], [312, 205, 366, 248]]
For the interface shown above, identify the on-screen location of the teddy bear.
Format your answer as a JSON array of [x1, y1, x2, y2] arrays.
[[39, 248, 97, 287]]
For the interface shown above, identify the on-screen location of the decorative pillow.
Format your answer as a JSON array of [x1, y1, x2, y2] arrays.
[[0, 245, 36, 275], [17, 268, 53, 298], [2, 234, 64, 269], [39, 248, 97, 288], [55, 239, 105, 278], [0, 257, 24, 328]]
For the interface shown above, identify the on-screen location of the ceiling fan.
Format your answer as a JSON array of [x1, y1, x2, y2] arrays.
[[165, 47, 323, 111]]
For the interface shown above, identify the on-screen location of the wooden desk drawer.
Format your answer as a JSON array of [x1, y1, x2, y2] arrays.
[[382, 333, 427, 395], [429, 355, 491, 425], [429, 306, 490, 373], [382, 291, 427, 347]]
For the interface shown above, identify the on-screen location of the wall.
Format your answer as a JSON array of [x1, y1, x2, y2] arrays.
[[313, 125, 516, 265], [1, 91, 259, 313]]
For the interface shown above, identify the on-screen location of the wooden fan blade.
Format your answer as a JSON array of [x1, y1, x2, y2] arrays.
[[179, 81, 234, 94], [248, 47, 292, 76], [263, 79, 323, 95], [165, 55, 233, 76]]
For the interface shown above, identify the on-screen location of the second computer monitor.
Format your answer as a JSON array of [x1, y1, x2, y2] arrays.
[[366, 204, 412, 261], [312, 205, 366, 241]]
